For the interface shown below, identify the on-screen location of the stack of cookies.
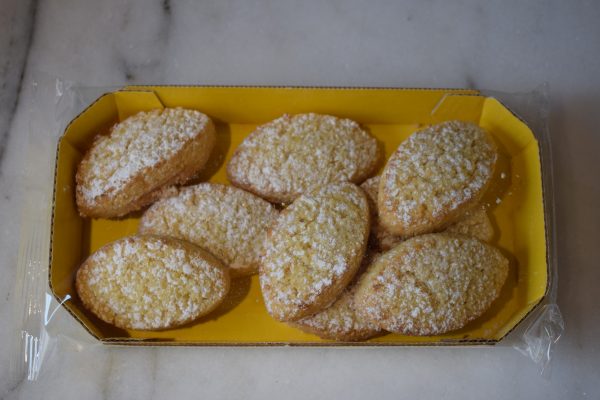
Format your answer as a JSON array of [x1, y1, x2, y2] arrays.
[[74, 108, 508, 340]]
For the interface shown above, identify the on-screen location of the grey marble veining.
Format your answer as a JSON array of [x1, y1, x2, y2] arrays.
[[1, 1, 599, 399], [0, 0, 36, 166], [0, 0, 36, 396]]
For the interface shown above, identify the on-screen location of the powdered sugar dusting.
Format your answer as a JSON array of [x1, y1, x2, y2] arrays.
[[259, 183, 369, 321], [139, 183, 279, 276], [79, 108, 210, 204], [228, 113, 380, 203], [380, 121, 497, 234], [76, 235, 228, 330]]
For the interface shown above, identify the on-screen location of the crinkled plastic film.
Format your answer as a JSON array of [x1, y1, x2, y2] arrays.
[[484, 85, 564, 376], [10, 76, 563, 384], [9, 77, 119, 384]]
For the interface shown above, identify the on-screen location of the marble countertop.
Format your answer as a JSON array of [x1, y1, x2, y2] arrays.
[[1, 1, 599, 399]]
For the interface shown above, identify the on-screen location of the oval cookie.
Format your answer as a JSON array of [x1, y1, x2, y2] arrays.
[[362, 176, 494, 250], [76, 108, 216, 218], [379, 121, 497, 236], [293, 252, 384, 341], [354, 233, 508, 335], [227, 113, 381, 203], [139, 183, 279, 277], [75, 235, 230, 330], [260, 183, 370, 321]]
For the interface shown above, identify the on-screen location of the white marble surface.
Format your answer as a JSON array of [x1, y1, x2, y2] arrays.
[[1, 0, 599, 398]]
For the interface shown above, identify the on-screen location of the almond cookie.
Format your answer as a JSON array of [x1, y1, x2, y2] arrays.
[[76, 108, 216, 218], [227, 113, 380, 203], [75, 235, 229, 330], [139, 183, 279, 277], [260, 183, 370, 321], [379, 121, 497, 236], [293, 252, 384, 341], [362, 176, 494, 250], [354, 233, 508, 335]]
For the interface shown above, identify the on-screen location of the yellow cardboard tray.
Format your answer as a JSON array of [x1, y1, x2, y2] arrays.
[[50, 86, 548, 345]]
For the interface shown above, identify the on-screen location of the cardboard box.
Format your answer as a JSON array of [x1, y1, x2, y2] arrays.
[[50, 86, 548, 345]]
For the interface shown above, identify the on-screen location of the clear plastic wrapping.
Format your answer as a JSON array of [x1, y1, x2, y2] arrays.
[[9, 76, 563, 384], [488, 85, 564, 376]]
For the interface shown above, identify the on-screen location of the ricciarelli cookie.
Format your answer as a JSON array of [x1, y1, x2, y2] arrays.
[[378, 121, 497, 236], [259, 183, 370, 321], [75, 235, 229, 330], [139, 183, 279, 277], [361, 176, 494, 250], [354, 233, 508, 335], [227, 113, 381, 203], [76, 108, 216, 218]]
